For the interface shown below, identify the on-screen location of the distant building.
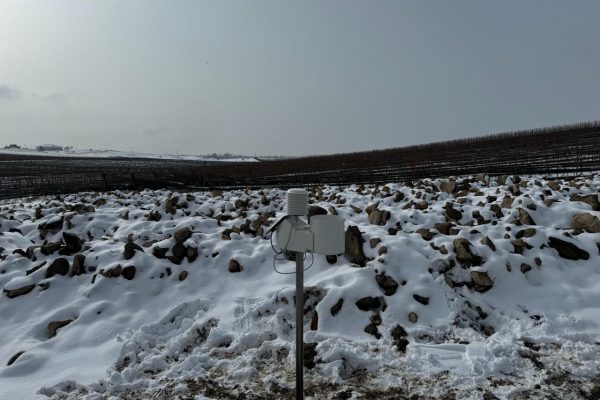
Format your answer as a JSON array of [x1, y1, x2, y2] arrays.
[[3, 144, 21, 149], [36, 144, 63, 151]]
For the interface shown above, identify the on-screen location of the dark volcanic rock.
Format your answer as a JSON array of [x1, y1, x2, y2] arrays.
[[480, 236, 496, 252], [123, 239, 137, 260], [46, 258, 70, 278], [325, 255, 337, 264], [375, 273, 399, 296], [516, 228, 537, 239], [489, 204, 503, 219], [548, 237, 589, 260], [390, 325, 409, 353], [4, 281, 35, 298], [47, 319, 74, 338], [355, 296, 384, 312], [308, 205, 327, 218], [364, 323, 381, 339], [412, 294, 429, 305], [471, 271, 494, 292], [345, 225, 367, 267], [121, 265, 136, 280], [228, 259, 243, 273], [304, 342, 318, 369], [368, 209, 391, 226], [433, 222, 454, 235], [60, 232, 83, 255], [453, 239, 483, 267], [445, 203, 462, 222], [6, 350, 25, 366], [41, 241, 62, 256], [174, 227, 192, 243], [517, 208, 536, 225], [169, 242, 187, 264], [71, 254, 86, 276], [152, 246, 168, 259], [186, 246, 198, 263], [330, 298, 344, 316]]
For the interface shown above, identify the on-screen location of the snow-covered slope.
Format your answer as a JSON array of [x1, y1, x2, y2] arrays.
[[1, 175, 600, 399]]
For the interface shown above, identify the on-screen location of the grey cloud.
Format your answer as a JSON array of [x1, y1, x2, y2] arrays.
[[0, 84, 21, 100]]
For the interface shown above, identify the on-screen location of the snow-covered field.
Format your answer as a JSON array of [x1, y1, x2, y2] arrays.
[[1, 175, 600, 399], [0, 148, 257, 162]]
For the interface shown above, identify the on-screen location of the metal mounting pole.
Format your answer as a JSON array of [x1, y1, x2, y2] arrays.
[[296, 251, 304, 400]]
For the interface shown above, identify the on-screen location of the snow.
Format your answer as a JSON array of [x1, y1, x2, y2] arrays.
[[0, 175, 599, 399], [0, 148, 257, 162]]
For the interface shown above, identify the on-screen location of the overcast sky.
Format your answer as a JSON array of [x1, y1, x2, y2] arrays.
[[0, 1, 598, 156]]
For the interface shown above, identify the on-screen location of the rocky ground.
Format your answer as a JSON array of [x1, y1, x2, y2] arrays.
[[1, 174, 600, 399]]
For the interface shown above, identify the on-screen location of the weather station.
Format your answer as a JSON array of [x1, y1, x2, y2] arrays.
[[270, 188, 345, 400]]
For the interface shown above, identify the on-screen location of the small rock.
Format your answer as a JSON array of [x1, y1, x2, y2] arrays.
[[453, 238, 483, 267], [390, 325, 409, 352], [416, 228, 434, 241], [516, 228, 537, 239], [433, 222, 453, 235], [480, 236, 496, 251], [471, 271, 494, 292], [571, 213, 600, 233], [368, 209, 391, 226], [413, 294, 429, 305], [369, 238, 381, 249], [121, 265, 136, 280], [186, 246, 199, 263], [59, 232, 83, 255], [71, 254, 86, 276], [330, 298, 344, 316], [440, 180, 456, 194], [3, 277, 36, 298], [308, 205, 327, 218], [345, 226, 367, 267], [152, 246, 168, 259], [414, 201, 429, 210], [375, 273, 398, 296], [174, 227, 193, 243], [147, 210, 162, 221], [408, 312, 418, 323], [47, 319, 74, 338], [46, 258, 69, 278], [310, 310, 318, 331], [520, 263, 532, 273], [355, 296, 384, 312], [41, 241, 62, 255], [170, 242, 186, 264], [179, 270, 188, 281], [548, 237, 589, 260], [304, 342, 318, 369], [445, 203, 462, 222], [229, 259, 243, 273], [517, 208, 536, 225], [6, 351, 25, 366], [489, 204, 503, 219], [325, 255, 337, 264], [364, 323, 381, 339]]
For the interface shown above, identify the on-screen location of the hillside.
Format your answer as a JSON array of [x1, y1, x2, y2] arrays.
[[1, 175, 600, 399]]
